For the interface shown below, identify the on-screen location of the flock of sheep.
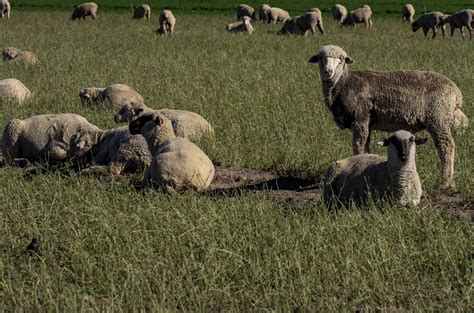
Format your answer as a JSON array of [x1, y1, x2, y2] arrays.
[[0, 2, 471, 208]]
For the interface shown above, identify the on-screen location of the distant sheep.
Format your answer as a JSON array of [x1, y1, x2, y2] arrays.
[[237, 4, 256, 21], [441, 9, 473, 40], [226, 16, 254, 35], [79, 84, 144, 107], [412, 11, 446, 38], [2, 47, 38, 64], [323, 130, 428, 207], [278, 10, 324, 36], [308, 45, 468, 188], [133, 4, 151, 20], [155, 10, 176, 36], [342, 5, 373, 29], [332, 4, 347, 25], [259, 4, 271, 22], [268, 7, 290, 24], [402, 4, 415, 23], [70, 2, 98, 20], [0, 79, 31, 103], [0, 0, 10, 19]]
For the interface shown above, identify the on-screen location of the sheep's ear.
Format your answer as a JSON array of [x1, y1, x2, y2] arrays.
[[76, 139, 86, 150], [345, 56, 353, 64], [135, 107, 144, 114], [415, 136, 428, 145], [377, 138, 389, 146], [308, 55, 319, 63], [155, 115, 165, 126]]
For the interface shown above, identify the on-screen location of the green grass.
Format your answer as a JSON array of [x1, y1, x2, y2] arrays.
[[0, 10, 473, 311]]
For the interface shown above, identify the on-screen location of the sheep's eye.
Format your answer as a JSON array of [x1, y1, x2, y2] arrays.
[[409, 137, 414, 142]]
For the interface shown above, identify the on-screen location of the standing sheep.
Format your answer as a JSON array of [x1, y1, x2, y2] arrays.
[[237, 4, 256, 21], [70, 2, 98, 20], [268, 7, 290, 24], [259, 4, 271, 22], [278, 10, 324, 36], [441, 9, 473, 40], [323, 130, 428, 207], [133, 4, 151, 21], [402, 4, 415, 23], [341, 5, 373, 29], [155, 10, 176, 36], [332, 4, 348, 25], [129, 112, 215, 192], [79, 84, 144, 107], [0, 79, 31, 103], [308, 45, 468, 188], [226, 16, 254, 35], [0, 0, 10, 19], [2, 47, 38, 64], [412, 11, 446, 39]]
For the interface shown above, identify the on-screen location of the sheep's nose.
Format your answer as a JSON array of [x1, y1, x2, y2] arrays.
[[325, 69, 333, 77], [400, 155, 408, 162]]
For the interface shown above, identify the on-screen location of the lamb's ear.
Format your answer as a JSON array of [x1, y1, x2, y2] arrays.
[[345, 56, 353, 64], [415, 136, 428, 145], [155, 115, 165, 126], [377, 138, 389, 146], [308, 55, 319, 63], [135, 107, 144, 114]]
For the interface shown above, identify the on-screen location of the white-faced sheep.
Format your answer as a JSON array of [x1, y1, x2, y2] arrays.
[[341, 5, 373, 29], [133, 4, 151, 20], [259, 4, 271, 22], [402, 4, 415, 23], [268, 7, 290, 24], [412, 11, 446, 38], [79, 84, 144, 107], [129, 112, 215, 192], [155, 10, 176, 36], [0, 79, 31, 103], [278, 10, 324, 36], [2, 47, 38, 64], [70, 2, 98, 20], [308, 45, 468, 188], [332, 4, 348, 25], [226, 16, 254, 35], [441, 9, 473, 40], [0, 0, 10, 19], [323, 130, 428, 207], [237, 4, 256, 21], [114, 102, 214, 142]]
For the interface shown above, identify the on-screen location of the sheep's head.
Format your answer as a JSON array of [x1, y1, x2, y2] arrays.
[[278, 17, 297, 34], [439, 15, 450, 25], [114, 102, 145, 123], [378, 130, 428, 164], [129, 112, 175, 149], [2, 47, 19, 61], [242, 16, 252, 23], [308, 45, 353, 82], [69, 131, 97, 163], [79, 88, 101, 104], [411, 20, 420, 32]]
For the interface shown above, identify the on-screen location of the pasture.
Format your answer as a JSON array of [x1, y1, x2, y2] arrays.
[[0, 3, 473, 311]]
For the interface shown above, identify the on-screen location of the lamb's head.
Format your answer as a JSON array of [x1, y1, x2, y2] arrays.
[[378, 130, 428, 165], [278, 17, 297, 34], [308, 45, 353, 83], [129, 112, 175, 150], [2, 47, 19, 61], [439, 14, 451, 25], [79, 88, 101, 104], [242, 16, 252, 23], [114, 102, 146, 123], [411, 19, 421, 32], [69, 129, 101, 163]]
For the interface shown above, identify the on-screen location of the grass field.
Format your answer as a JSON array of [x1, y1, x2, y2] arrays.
[[0, 4, 473, 311]]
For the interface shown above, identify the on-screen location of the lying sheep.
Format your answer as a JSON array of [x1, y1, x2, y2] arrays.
[[237, 4, 256, 21], [226, 16, 254, 35], [2, 47, 38, 64], [332, 4, 347, 25], [0, 0, 10, 19], [268, 7, 290, 24], [79, 84, 144, 107], [259, 4, 271, 22], [412, 11, 446, 38], [308, 45, 468, 188], [155, 10, 176, 36], [70, 2, 98, 20], [129, 112, 215, 192], [114, 102, 214, 142], [133, 4, 151, 21], [341, 5, 373, 29], [278, 10, 324, 36], [402, 4, 415, 23], [323, 130, 428, 207], [441, 9, 473, 40], [0, 79, 31, 103]]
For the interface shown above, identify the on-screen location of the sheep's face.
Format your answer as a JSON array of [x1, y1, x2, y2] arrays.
[[411, 21, 420, 32], [129, 112, 173, 141], [278, 18, 296, 34], [79, 88, 100, 103], [309, 48, 353, 82], [378, 130, 428, 164], [70, 133, 95, 162], [114, 103, 144, 123], [2, 47, 18, 60]]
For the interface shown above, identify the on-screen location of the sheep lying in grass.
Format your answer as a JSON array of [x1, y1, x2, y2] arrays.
[[332, 4, 347, 25], [0, 0, 10, 19], [412, 11, 446, 38], [237, 4, 256, 21], [114, 102, 214, 142], [342, 5, 373, 29], [278, 10, 324, 36], [79, 84, 144, 107], [226, 16, 254, 35], [133, 4, 151, 20], [155, 10, 176, 36], [2, 47, 38, 64], [0, 79, 31, 103], [323, 130, 428, 207], [402, 4, 415, 23], [259, 4, 271, 22], [308, 45, 468, 188], [129, 112, 215, 192], [70, 2, 98, 20], [268, 7, 289, 24], [441, 9, 473, 40]]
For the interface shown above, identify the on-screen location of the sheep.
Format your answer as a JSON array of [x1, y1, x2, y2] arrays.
[[259, 4, 271, 22], [155, 10, 176, 36], [323, 130, 428, 207], [133, 4, 151, 21], [332, 4, 348, 25], [79, 84, 144, 107], [2, 47, 38, 65], [440, 9, 473, 40], [236, 4, 256, 21], [128, 112, 215, 192], [402, 4, 415, 23], [0, 0, 10, 19], [341, 5, 373, 29], [226, 16, 254, 35], [278, 10, 324, 36], [70, 2, 98, 20], [114, 102, 214, 142], [308, 45, 468, 188], [412, 11, 446, 39], [268, 7, 290, 24], [0, 79, 31, 103]]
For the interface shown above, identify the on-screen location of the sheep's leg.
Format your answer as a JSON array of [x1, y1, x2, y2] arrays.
[[467, 24, 473, 40], [450, 27, 455, 37], [365, 132, 371, 153], [317, 23, 325, 34], [108, 162, 126, 176], [429, 127, 455, 188], [351, 121, 370, 155], [91, 12, 96, 20], [460, 27, 465, 40], [431, 27, 437, 39], [441, 24, 446, 37], [423, 27, 429, 37]]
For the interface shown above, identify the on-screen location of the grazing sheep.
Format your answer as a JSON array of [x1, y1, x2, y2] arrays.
[[0, 0, 10, 19], [259, 4, 271, 22], [133, 4, 151, 20], [323, 130, 428, 207], [70, 2, 98, 20], [268, 7, 290, 24], [237, 4, 256, 21], [412, 11, 446, 39], [0, 79, 31, 103], [114, 102, 214, 142], [342, 5, 373, 29], [441, 9, 473, 40], [278, 10, 324, 36], [2, 47, 38, 64], [79, 84, 144, 107], [155, 10, 176, 36], [308, 45, 468, 188], [332, 4, 348, 25], [402, 4, 415, 23], [129, 112, 215, 192], [226, 16, 254, 35]]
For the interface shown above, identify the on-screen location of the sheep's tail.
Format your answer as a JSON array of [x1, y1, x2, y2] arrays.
[[452, 109, 469, 132], [2, 119, 23, 164]]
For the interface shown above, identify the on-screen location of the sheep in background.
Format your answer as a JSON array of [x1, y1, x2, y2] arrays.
[[237, 4, 256, 21], [268, 7, 289, 24], [308, 45, 468, 188], [133, 4, 151, 20], [323, 130, 428, 207], [2, 47, 38, 64], [0, 79, 31, 103], [155, 10, 176, 36], [259, 4, 271, 22], [226, 16, 254, 35], [412, 11, 446, 38], [70, 2, 98, 20], [79, 84, 144, 107], [402, 4, 415, 23], [0, 0, 10, 19], [441, 9, 473, 40], [278, 10, 324, 36], [342, 5, 373, 29], [332, 4, 347, 25]]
